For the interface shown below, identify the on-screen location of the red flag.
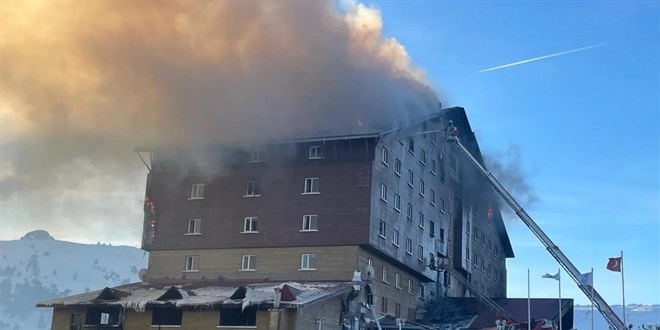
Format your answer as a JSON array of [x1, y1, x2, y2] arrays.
[[607, 257, 622, 272]]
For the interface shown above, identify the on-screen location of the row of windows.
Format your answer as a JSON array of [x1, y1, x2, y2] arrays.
[[378, 221, 435, 261], [367, 258, 421, 297], [85, 306, 257, 327], [185, 215, 319, 235], [380, 183, 445, 212], [183, 253, 317, 272], [470, 252, 506, 285], [382, 141, 447, 182], [472, 226, 505, 262], [188, 177, 321, 200], [248, 145, 325, 163]]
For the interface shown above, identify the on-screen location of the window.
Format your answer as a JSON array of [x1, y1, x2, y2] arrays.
[[407, 170, 414, 187], [241, 255, 256, 271], [430, 189, 436, 205], [473, 253, 478, 266], [394, 194, 401, 212], [300, 253, 316, 270], [380, 184, 388, 202], [393, 229, 400, 246], [466, 247, 471, 261], [395, 303, 401, 317], [429, 220, 435, 237], [440, 198, 445, 212], [466, 221, 471, 234], [408, 137, 415, 154], [481, 235, 486, 247], [439, 159, 446, 182], [244, 181, 260, 197], [444, 271, 452, 287], [406, 238, 413, 255], [250, 150, 263, 163], [474, 228, 479, 241], [420, 284, 425, 299], [243, 217, 258, 233], [408, 308, 415, 320], [395, 273, 401, 289], [378, 220, 386, 238], [431, 160, 437, 175], [419, 180, 425, 196], [481, 259, 485, 272], [488, 239, 492, 251], [85, 307, 121, 326], [308, 145, 323, 159], [381, 147, 389, 165], [303, 177, 319, 194], [186, 219, 201, 235], [152, 307, 182, 327], [450, 151, 458, 172], [382, 266, 389, 283], [408, 279, 413, 294], [418, 212, 424, 228], [184, 255, 198, 272], [406, 204, 413, 220], [219, 307, 256, 327], [439, 228, 445, 243], [301, 215, 318, 231], [420, 149, 426, 165], [368, 258, 373, 266], [418, 245, 424, 261], [190, 183, 204, 199], [487, 264, 492, 277], [381, 297, 388, 313]]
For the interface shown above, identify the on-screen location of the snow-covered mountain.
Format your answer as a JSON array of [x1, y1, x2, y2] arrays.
[[0, 230, 148, 330], [573, 304, 660, 329]]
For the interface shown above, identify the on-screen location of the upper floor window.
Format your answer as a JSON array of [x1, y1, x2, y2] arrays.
[[368, 258, 373, 266], [303, 178, 320, 194], [186, 219, 201, 235], [408, 279, 414, 294], [418, 212, 424, 228], [394, 194, 401, 212], [439, 228, 445, 243], [418, 245, 424, 261], [184, 255, 198, 272], [420, 149, 426, 165], [466, 221, 471, 234], [408, 137, 415, 154], [382, 266, 389, 283], [380, 184, 388, 202], [243, 217, 258, 233], [152, 307, 182, 327], [439, 158, 446, 183], [190, 183, 204, 199], [473, 253, 478, 266], [429, 220, 435, 237], [309, 146, 323, 159], [244, 181, 260, 197], [406, 238, 413, 255], [406, 203, 413, 220], [430, 190, 436, 205], [250, 150, 263, 163], [395, 273, 401, 289], [300, 253, 317, 270], [419, 180, 425, 196], [488, 239, 492, 251], [301, 215, 318, 231], [440, 198, 446, 213], [378, 220, 386, 238], [381, 147, 389, 165], [431, 159, 437, 174], [408, 170, 414, 187], [394, 159, 402, 176], [241, 255, 256, 271], [393, 229, 400, 246], [466, 247, 471, 261]]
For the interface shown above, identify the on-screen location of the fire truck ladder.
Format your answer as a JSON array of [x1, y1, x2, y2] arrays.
[[445, 122, 627, 330], [439, 262, 516, 323]]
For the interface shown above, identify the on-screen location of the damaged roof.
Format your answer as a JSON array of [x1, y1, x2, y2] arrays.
[[37, 281, 351, 311]]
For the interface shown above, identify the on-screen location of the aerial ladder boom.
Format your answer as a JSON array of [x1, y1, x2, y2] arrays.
[[445, 122, 627, 330]]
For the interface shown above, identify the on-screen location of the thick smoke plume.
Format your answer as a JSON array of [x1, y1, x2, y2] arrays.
[[0, 1, 438, 242], [484, 145, 539, 214]]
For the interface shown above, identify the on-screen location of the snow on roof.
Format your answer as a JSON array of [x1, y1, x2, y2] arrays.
[[37, 281, 350, 312]]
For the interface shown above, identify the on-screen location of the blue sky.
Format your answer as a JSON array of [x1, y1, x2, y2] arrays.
[[369, 1, 660, 304]]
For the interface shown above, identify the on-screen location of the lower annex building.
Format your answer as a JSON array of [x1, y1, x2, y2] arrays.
[[38, 107, 515, 329]]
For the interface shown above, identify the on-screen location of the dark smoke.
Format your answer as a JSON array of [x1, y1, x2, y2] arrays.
[[484, 145, 539, 213], [0, 1, 438, 242]]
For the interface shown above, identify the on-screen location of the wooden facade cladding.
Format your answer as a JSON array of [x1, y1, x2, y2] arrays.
[[144, 139, 376, 251]]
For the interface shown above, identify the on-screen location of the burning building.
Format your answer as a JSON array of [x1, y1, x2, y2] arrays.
[[38, 107, 517, 329]]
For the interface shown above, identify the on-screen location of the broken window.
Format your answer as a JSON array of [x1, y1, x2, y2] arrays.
[[84, 307, 122, 326], [219, 307, 257, 327], [151, 307, 182, 327], [408, 137, 415, 154]]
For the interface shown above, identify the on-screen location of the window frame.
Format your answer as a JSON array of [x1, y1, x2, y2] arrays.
[[419, 179, 425, 196], [184, 255, 199, 272], [244, 180, 260, 197], [302, 177, 320, 194], [380, 183, 388, 202], [378, 220, 386, 238], [240, 255, 256, 271], [308, 145, 323, 159], [300, 253, 317, 270], [301, 214, 318, 232], [407, 170, 414, 187], [189, 183, 205, 200], [242, 217, 259, 234], [185, 218, 201, 235], [393, 229, 400, 247], [418, 245, 424, 262], [420, 149, 426, 165], [395, 273, 401, 289], [406, 238, 413, 255], [249, 149, 263, 163], [406, 203, 413, 220], [381, 147, 389, 165], [394, 159, 402, 176], [382, 266, 389, 283], [394, 194, 401, 212]]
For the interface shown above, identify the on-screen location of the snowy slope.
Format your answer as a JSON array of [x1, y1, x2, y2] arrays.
[[572, 304, 660, 330], [0, 230, 148, 330]]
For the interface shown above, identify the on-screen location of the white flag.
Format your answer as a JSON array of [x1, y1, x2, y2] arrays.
[[578, 271, 593, 286], [542, 271, 560, 281]]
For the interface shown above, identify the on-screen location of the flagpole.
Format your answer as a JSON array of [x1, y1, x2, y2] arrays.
[[590, 267, 594, 330], [621, 250, 626, 327], [528, 268, 531, 330], [558, 268, 562, 330]]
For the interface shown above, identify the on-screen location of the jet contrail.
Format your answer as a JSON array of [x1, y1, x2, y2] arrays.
[[478, 43, 606, 73]]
